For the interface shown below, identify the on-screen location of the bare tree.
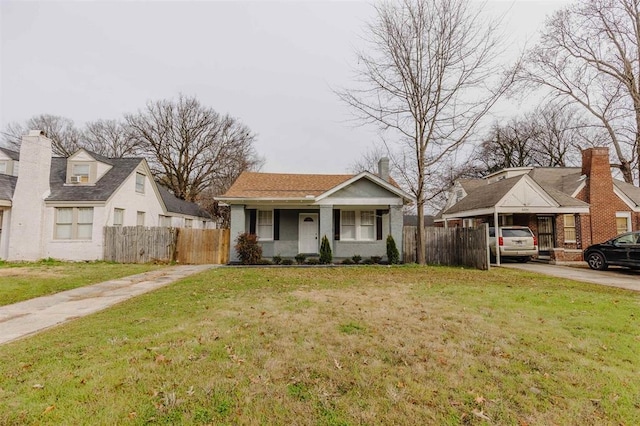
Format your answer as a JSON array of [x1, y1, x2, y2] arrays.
[[520, 0, 640, 184], [83, 119, 139, 158], [337, 0, 514, 264], [125, 95, 263, 203], [1, 114, 82, 156]]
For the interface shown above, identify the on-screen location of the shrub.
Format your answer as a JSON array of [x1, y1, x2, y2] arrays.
[[371, 256, 382, 264], [362, 258, 375, 265], [234, 233, 262, 265], [306, 257, 320, 265], [272, 255, 283, 265], [281, 259, 294, 265], [294, 253, 306, 265], [352, 255, 362, 264], [386, 235, 400, 265], [341, 258, 354, 265], [257, 258, 273, 265], [319, 235, 332, 264]]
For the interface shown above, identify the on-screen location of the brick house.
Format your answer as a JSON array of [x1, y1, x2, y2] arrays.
[[437, 147, 640, 263]]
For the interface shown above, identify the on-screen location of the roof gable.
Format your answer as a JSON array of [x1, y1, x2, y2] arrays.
[[0, 147, 20, 161], [497, 175, 559, 208]]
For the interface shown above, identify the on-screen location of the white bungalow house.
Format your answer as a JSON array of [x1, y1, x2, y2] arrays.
[[0, 130, 213, 261], [217, 158, 414, 263]]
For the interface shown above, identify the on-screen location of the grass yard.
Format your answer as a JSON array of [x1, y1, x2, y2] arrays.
[[0, 266, 638, 425], [0, 260, 167, 306]]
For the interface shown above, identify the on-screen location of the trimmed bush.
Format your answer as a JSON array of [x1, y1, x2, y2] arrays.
[[319, 235, 332, 264], [371, 256, 382, 264], [295, 253, 306, 265], [386, 235, 400, 264], [281, 259, 294, 265], [341, 258, 355, 265], [272, 255, 283, 265], [352, 255, 362, 264], [234, 233, 262, 265], [306, 257, 320, 265]]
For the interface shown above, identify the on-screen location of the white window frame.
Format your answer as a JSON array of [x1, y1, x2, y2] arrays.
[[616, 212, 631, 235], [54, 207, 94, 240], [257, 209, 273, 240], [72, 164, 91, 183], [0, 161, 7, 174], [563, 214, 576, 243], [341, 210, 376, 241], [135, 172, 145, 193], [462, 218, 475, 229], [136, 211, 145, 226], [159, 215, 172, 227], [184, 218, 193, 229], [113, 208, 124, 226]]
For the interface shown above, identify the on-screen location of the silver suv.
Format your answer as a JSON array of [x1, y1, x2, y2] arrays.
[[489, 226, 538, 263]]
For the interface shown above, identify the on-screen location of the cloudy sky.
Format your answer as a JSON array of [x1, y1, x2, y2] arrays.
[[1, 0, 569, 173]]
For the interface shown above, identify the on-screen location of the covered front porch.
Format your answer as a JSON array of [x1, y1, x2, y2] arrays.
[[229, 203, 404, 262]]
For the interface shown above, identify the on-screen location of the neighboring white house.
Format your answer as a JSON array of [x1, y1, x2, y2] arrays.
[[0, 130, 214, 261]]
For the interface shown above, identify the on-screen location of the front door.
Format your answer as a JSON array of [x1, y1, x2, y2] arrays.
[[298, 214, 318, 254], [537, 216, 555, 255]]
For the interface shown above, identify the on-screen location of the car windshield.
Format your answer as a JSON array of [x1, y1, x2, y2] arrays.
[[614, 233, 639, 244], [502, 229, 532, 238]]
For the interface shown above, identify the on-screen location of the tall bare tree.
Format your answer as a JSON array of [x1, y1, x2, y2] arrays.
[[1, 114, 82, 156], [337, 0, 514, 264], [520, 0, 640, 184], [83, 119, 139, 158], [125, 95, 263, 203]]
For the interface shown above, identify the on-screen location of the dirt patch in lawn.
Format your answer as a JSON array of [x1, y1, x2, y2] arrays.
[[0, 267, 64, 279]]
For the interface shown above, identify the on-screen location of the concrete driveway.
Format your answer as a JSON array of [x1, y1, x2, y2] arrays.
[[500, 262, 640, 292], [0, 264, 215, 345]]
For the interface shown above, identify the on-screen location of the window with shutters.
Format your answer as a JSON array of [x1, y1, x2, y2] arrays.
[[341, 210, 375, 241], [257, 210, 273, 240]]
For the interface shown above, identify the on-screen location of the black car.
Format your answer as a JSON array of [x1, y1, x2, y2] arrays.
[[584, 231, 640, 270]]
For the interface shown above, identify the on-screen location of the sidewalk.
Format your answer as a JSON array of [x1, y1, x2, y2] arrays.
[[0, 264, 215, 345]]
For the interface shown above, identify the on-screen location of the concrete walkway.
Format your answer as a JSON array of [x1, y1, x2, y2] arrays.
[[0, 264, 215, 345], [500, 262, 640, 292]]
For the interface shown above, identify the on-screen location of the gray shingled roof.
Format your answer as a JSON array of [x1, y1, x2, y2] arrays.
[[0, 147, 20, 161], [157, 186, 211, 218], [47, 157, 143, 201], [614, 180, 640, 207], [443, 175, 521, 215], [527, 168, 583, 194], [0, 174, 17, 201]]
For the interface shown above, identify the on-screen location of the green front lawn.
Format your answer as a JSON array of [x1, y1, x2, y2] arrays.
[[0, 260, 167, 306], [0, 266, 638, 424]]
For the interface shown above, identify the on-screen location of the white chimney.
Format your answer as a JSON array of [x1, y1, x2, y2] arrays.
[[8, 130, 53, 260], [378, 157, 390, 182]]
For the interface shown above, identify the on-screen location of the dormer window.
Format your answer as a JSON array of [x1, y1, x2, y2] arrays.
[[71, 164, 90, 183]]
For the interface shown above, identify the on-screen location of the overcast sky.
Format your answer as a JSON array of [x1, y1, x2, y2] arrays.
[[1, 0, 569, 173]]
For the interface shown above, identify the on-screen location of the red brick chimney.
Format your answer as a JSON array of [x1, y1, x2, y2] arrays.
[[581, 147, 618, 244]]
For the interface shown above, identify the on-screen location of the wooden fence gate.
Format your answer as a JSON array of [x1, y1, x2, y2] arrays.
[[103, 227, 230, 264], [403, 226, 489, 270]]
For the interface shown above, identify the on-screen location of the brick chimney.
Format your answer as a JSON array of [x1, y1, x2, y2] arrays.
[[8, 130, 52, 260], [378, 157, 390, 182], [580, 147, 618, 244]]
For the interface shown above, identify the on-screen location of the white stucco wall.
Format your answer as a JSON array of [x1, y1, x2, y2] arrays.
[[0, 208, 11, 259]]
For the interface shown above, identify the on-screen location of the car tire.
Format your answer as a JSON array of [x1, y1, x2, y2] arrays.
[[586, 252, 608, 271]]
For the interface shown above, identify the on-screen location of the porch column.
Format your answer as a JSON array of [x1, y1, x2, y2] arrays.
[[390, 205, 404, 261], [319, 205, 333, 251], [229, 204, 246, 262], [493, 209, 500, 266]]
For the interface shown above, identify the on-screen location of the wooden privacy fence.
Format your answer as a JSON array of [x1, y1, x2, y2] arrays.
[[103, 227, 230, 264], [403, 226, 489, 270]]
